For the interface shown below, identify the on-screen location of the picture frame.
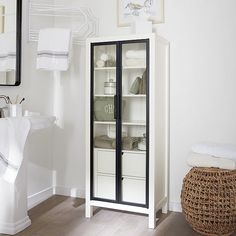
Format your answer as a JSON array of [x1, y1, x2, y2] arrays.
[[117, 0, 164, 27], [0, 5, 5, 33]]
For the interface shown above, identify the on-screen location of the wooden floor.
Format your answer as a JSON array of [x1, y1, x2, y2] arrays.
[[1, 195, 235, 236]]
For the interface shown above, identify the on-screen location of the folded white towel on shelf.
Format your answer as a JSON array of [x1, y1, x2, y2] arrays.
[[37, 28, 72, 71], [125, 50, 146, 59], [125, 58, 146, 67], [187, 152, 236, 170], [192, 142, 236, 160], [0, 33, 16, 72], [0, 118, 31, 183]]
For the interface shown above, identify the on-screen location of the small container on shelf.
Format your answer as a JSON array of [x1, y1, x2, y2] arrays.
[[104, 79, 116, 95], [138, 133, 146, 151]]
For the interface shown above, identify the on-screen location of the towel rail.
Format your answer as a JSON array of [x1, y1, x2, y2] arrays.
[[28, 0, 98, 45]]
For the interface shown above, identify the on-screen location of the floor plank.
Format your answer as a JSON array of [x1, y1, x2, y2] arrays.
[[0, 195, 235, 236]]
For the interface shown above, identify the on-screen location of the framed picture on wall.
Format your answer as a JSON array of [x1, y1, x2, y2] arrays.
[[0, 5, 5, 33], [117, 0, 164, 27]]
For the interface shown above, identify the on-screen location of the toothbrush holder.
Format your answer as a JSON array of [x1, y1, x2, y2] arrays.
[[9, 104, 23, 117]]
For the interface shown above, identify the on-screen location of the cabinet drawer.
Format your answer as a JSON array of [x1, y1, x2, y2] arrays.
[[122, 152, 146, 178], [96, 149, 115, 174], [122, 177, 146, 204], [96, 175, 115, 200]]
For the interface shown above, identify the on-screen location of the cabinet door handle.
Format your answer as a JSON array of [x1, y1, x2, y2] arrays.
[[114, 95, 117, 119]]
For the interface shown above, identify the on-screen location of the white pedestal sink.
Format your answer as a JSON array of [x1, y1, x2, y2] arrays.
[[0, 116, 55, 235]]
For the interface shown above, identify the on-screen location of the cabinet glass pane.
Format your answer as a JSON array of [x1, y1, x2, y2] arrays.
[[121, 42, 147, 205], [92, 44, 117, 200]]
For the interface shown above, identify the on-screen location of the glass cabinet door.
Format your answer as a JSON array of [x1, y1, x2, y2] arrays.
[[120, 41, 148, 205], [92, 43, 117, 201], [91, 40, 149, 206]]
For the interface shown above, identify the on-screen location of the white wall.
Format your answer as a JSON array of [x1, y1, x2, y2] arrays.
[[158, 0, 236, 211], [53, 0, 236, 211], [52, 46, 86, 197], [0, 0, 54, 207]]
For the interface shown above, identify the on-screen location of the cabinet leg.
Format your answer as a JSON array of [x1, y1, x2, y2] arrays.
[[162, 202, 168, 214], [85, 202, 93, 218], [148, 211, 156, 229]]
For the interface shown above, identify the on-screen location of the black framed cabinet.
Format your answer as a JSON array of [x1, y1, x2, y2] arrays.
[[85, 34, 169, 229]]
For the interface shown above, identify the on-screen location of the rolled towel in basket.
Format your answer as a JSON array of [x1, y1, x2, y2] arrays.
[[192, 142, 236, 160], [187, 152, 236, 170]]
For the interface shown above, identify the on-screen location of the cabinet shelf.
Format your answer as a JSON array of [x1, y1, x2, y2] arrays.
[[94, 94, 146, 98], [94, 67, 116, 71], [122, 66, 146, 70], [94, 148, 146, 154], [94, 121, 146, 126], [123, 94, 146, 98], [94, 66, 146, 71], [94, 94, 114, 97]]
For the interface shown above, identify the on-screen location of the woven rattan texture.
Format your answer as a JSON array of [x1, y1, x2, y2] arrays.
[[181, 167, 236, 236]]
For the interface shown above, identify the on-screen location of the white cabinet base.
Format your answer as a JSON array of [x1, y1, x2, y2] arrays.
[[86, 200, 168, 229]]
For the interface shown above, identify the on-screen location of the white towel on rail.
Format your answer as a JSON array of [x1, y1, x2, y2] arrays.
[[36, 28, 72, 71]]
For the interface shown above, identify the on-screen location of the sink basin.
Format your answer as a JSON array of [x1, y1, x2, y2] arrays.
[[0, 115, 55, 235], [25, 115, 56, 131]]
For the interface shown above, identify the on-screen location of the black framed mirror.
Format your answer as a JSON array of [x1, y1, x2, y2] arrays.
[[0, 0, 22, 86]]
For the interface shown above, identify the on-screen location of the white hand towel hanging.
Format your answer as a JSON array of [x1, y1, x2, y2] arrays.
[[36, 28, 72, 71], [0, 118, 31, 183]]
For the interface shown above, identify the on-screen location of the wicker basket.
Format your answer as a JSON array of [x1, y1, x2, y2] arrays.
[[181, 167, 236, 236]]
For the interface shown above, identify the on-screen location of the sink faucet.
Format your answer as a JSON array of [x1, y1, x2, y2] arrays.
[[0, 95, 10, 118], [0, 95, 10, 104]]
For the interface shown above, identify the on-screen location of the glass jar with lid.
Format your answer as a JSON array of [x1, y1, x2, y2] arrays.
[[104, 79, 116, 95]]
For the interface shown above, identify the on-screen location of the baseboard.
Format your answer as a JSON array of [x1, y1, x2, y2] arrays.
[[155, 197, 168, 211], [0, 216, 31, 235], [28, 187, 54, 210], [54, 186, 85, 198], [27, 186, 181, 214], [169, 201, 182, 212]]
